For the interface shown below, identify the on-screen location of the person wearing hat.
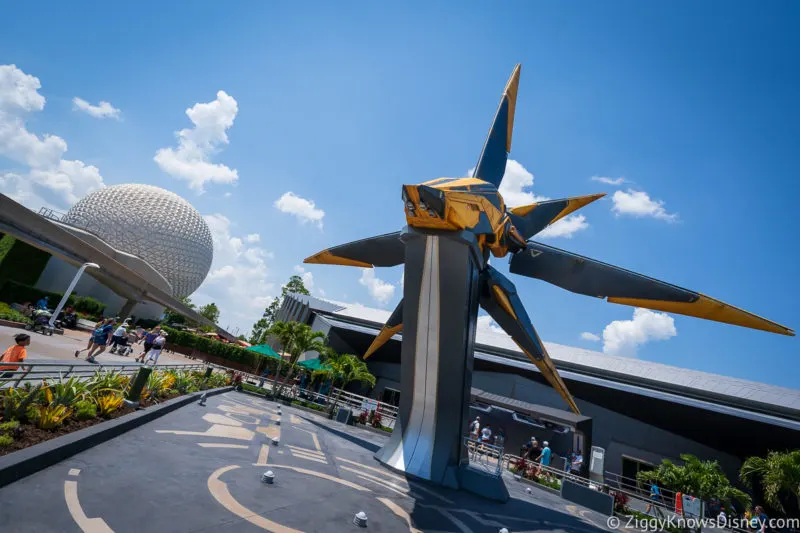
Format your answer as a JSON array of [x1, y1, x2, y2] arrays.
[[1, 333, 30, 377], [143, 331, 167, 366]]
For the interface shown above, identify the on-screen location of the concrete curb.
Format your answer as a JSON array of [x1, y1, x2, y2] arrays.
[[0, 386, 233, 488]]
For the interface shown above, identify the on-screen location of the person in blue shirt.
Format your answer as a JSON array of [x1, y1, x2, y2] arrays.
[[536, 441, 552, 478], [74, 318, 115, 363], [36, 296, 49, 310], [645, 483, 661, 515], [752, 505, 769, 533]]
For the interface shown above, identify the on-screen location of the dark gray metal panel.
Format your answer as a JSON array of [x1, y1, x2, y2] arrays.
[[316, 231, 405, 267], [561, 480, 614, 516], [470, 388, 590, 425], [430, 235, 480, 482], [510, 241, 698, 302]]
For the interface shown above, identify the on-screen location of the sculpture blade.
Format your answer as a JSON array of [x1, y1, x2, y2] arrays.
[[510, 242, 795, 336], [509, 193, 605, 240], [480, 265, 580, 414], [304, 231, 405, 268], [363, 299, 403, 360], [471, 64, 521, 188]]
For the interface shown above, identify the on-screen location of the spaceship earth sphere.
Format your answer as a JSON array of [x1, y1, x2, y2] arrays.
[[62, 184, 214, 298]]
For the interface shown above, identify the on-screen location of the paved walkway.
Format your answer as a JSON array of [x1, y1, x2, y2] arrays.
[[1, 324, 195, 365], [0, 391, 614, 532]]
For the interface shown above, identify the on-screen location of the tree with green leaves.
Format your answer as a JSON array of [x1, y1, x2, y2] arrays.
[[637, 454, 751, 514], [266, 320, 326, 399], [162, 295, 196, 326], [276, 324, 326, 399], [313, 352, 376, 415], [740, 450, 800, 516], [198, 302, 220, 324], [248, 274, 311, 345]]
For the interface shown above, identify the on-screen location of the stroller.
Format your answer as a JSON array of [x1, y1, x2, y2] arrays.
[[24, 309, 54, 336], [108, 334, 134, 356]]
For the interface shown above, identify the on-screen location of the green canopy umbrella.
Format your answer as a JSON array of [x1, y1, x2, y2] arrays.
[[246, 344, 281, 359], [296, 358, 329, 371]]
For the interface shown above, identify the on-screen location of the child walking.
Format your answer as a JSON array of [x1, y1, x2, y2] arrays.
[[1, 333, 30, 378]]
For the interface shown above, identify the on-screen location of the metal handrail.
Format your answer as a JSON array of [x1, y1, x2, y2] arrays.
[[462, 436, 504, 476], [0, 360, 207, 388], [235, 370, 398, 428]]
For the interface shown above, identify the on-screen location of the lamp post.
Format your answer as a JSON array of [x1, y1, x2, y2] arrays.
[[49, 262, 100, 328]]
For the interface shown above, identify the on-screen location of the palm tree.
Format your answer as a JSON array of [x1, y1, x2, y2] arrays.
[[740, 450, 800, 515], [274, 325, 326, 399], [316, 353, 376, 415], [638, 454, 752, 513], [267, 321, 300, 398]]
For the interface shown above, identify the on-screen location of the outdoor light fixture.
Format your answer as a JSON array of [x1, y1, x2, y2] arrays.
[[49, 262, 100, 328]]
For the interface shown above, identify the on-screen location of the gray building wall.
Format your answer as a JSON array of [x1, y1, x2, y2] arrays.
[[360, 358, 742, 481], [475, 371, 741, 480]]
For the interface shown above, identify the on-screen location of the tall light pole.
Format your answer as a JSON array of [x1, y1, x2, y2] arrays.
[[49, 262, 100, 328]]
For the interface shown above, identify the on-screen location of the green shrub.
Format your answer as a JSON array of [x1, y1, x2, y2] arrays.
[[0, 302, 32, 324], [74, 400, 97, 420], [0, 434, 13, 447], [0, 280, 69, 308], [161, 326, 276, 370], [73, 296, 105, 316], [0, 236, 51, 286], [0, 420, 20, 433]]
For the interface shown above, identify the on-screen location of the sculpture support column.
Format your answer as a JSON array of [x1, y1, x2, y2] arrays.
[[375, 228, 483, 489]]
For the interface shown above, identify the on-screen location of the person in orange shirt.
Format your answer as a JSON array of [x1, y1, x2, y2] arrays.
[[0, 333, 30, 378]]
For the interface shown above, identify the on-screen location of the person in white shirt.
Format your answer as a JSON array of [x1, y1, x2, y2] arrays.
[[480, 425, 492, 443], [108, 323, 128, 354], [144, 333, 167, 365]]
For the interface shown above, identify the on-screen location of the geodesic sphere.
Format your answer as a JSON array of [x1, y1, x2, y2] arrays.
[[62, 184, 213, 298]]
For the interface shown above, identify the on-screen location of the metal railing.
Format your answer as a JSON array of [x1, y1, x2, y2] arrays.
[[462, 436, 504, 476], [0, 361, 207, 388], [235, 370, 399, 428]]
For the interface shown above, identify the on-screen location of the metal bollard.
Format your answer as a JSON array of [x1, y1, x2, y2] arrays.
[[124, 366, 153, 408], [261, 470, 275, 484], [353, 511, 368, 527]]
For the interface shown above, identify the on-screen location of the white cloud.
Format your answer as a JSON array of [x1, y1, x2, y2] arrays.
[[154, 90, 239, 192], [537, 214, 588, 239], [0, 64, 105, 209], [293, 264, 315, 291], [468, 159, 549, 207], [359, 268, 395, 305], [193, 213, 276, 333], [245, 233, 260, 243], [498, 159, 550, 207], [477, 314, 504, 334], [72, 97, 120, 120], [602, 308, 677, 357], [591, 176, 626, 186], [223, 192, 232, 199], [612, 189, 678, 222], [580, 332, 601, 342], [274, 191, 325, 228]]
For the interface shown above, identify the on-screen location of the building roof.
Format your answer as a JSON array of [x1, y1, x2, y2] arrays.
[[287, 293, 800, 425]]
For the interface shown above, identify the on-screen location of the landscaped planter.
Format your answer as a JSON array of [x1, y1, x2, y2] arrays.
[[0, 386, 232, 488]]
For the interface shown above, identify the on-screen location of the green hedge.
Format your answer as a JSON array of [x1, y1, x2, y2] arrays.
[[0, 236, 51, 286], [161, 326, 280, 372], [0, 280, 106, 316]]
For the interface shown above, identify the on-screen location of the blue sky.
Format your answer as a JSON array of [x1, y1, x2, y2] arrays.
[[1, 1, 797, 387]]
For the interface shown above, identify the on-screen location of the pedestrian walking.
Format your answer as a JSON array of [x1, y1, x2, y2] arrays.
[[144, 332, 167, 366], [1, 333, 30, 378], [136, 326, 161, 363], [75, 318, 116, 363]]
